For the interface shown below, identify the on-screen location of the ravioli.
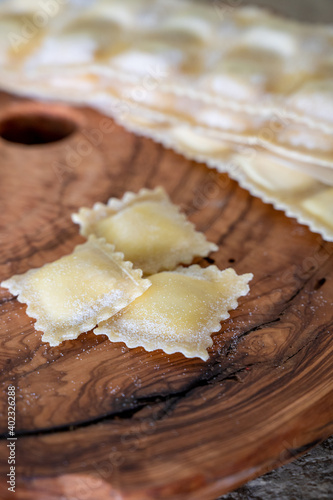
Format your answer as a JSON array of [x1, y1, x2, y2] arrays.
[[94, 266, 253, 361], [72, 187, 218, 275], [1, 236, 151, 346]]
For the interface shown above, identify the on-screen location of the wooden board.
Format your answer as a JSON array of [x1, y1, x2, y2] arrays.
[[0, 91, 332, 500]]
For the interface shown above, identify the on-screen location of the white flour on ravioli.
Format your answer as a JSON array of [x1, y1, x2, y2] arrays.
[[1, 236, 151, 346], [94, 265, 253, 361], [72, 187, 217, 275]]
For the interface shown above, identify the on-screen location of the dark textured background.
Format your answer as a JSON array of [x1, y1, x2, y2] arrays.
[[197, 0, 333, 22], [234, 0, 333, 22], [219, 437, 333, 499]]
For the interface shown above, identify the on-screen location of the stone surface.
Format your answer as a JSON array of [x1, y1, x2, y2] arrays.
[[220, 437, 333, 500]]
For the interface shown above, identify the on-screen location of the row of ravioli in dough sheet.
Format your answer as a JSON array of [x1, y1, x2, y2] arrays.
[[1, 0, 333, 128], [110, 107, 333, 243], [74, 76, 333, 168]]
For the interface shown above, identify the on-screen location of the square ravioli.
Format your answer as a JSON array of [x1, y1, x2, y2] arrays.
[[1, 236, 151, 346], [94, 265, 253, 361], [72, 187, 218, 275]]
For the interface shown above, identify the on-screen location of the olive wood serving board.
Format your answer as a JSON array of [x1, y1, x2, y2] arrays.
[[0, 91, 332, 500]]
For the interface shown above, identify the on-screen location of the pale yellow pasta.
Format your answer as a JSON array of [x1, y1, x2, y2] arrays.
[[1, 236, 151, 346], [72, 187, 218, 275], [301, 189, 333, 229], [234, 153, 319, 194], [94, 265, 253, 361]]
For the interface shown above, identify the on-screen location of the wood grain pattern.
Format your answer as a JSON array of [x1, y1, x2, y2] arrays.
[[0, 91, 332, 500]]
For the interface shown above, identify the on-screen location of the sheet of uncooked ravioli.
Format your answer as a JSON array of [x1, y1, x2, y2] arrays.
[[1, 236, 151, 346], [72, 187, 217, 275], [107, 81, 333, 167], [1, 0, 333, 127], [94, 266, 253, 361]]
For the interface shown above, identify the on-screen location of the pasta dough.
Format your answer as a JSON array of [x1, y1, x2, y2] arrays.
[[72, 187, 218, 275], [1, 236, 151, 346], [1, 1, 333, 128], [94, 265, 253, 361]]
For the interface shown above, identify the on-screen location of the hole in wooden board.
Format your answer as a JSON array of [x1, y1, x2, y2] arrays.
[[314, 277, 326, 290], [0, 112, 77, 145]]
